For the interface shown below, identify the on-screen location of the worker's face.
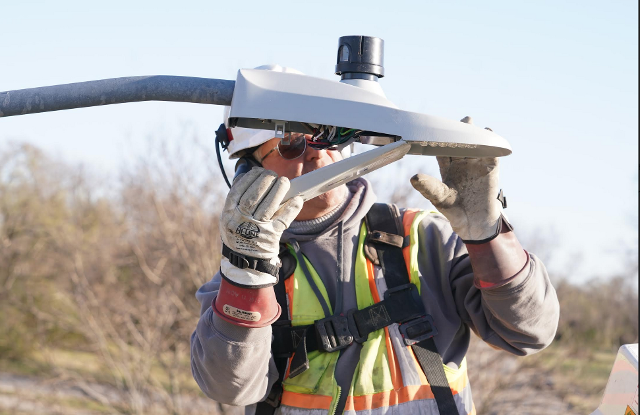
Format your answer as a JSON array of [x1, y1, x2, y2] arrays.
[[256, 136, 348, 221]]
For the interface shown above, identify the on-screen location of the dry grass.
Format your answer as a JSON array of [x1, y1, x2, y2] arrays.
[[466, 337, 619, 414], [0, 141, 229, 414]]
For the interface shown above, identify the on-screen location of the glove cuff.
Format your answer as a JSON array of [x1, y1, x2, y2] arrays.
[[220, 268, 278, 289], [461, 213, 513, 245], [213, 278, 281, 328]]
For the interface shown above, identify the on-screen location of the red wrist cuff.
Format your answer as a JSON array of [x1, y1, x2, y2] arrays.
[[213, 278, 281, 328], [474, 250, 530, 289]]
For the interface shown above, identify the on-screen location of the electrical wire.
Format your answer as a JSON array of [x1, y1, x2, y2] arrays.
[[215, 133, 232, 188], [307, 125, 364, 150], [306, 124, 397, 150]]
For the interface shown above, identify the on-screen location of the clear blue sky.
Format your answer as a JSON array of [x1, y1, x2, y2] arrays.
[[1, 0, 637, 283]]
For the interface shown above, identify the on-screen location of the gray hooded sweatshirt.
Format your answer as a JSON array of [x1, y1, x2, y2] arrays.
[[190, 178, 560, 414]]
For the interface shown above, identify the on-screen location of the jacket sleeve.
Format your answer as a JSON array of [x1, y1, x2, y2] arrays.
[[190, 271, 279, 406], [417, 213, 560, 357]]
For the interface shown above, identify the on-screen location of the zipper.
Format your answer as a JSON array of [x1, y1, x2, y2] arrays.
[[334, 221, 345, 315], [329, 385, 342, 415]]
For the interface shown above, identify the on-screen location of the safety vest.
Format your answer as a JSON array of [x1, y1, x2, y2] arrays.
[[277, 209, 476, 415]]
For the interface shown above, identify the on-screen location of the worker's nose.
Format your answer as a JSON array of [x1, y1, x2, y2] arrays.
[[304, 144, 326, 162]]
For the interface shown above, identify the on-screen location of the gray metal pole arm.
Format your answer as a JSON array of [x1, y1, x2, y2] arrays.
[[0, 76, 235, 117]]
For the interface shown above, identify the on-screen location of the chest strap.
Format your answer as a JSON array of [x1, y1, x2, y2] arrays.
[[271, 282, 430, 356], [255, 246, 295, 415]]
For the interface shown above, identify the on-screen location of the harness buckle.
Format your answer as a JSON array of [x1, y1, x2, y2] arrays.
[[315, 315, 353, 352], [399, 314, 438, 346], [228, 251, 250, 269]]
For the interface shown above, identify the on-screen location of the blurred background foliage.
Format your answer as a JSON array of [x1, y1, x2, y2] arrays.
[[0, 141, 637, 414]]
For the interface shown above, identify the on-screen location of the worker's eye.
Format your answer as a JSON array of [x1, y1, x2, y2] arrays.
[[278, 134, 307, 160]]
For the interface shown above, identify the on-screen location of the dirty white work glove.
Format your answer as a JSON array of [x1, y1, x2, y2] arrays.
[[410, 116, 511, 243], [220, 168, 303, 287]]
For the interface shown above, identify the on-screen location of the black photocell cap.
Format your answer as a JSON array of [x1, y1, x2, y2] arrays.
[[335, 36, 385, 81]]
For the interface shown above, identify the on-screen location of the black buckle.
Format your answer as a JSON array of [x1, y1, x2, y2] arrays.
[[399, 315, 438, 346], [228, 251, 250, 269], [315, 315, 353, 352]]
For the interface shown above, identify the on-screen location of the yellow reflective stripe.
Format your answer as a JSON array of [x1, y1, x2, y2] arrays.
[[351, 222, 394, 396], [443, 356, 468, 384], [354, 222, 374, 310], [282, 245, 337, 399], [287, 245, 332, 326], [282, 349, 339, 396], [407, 210, 431, 294], [350, 329, 394, 395]]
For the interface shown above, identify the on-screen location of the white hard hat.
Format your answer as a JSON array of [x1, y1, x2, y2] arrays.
[[225, 64, 304, 159]]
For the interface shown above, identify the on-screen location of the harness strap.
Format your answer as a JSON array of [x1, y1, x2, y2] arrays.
[[264, 204, 460, 414], [364, 204, 408, 289], [413, 340, 461, 414], [255, 247, 295, 415], [366, 203, 460, 415]]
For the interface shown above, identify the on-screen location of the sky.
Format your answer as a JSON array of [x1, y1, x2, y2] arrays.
[[0, 0, 637, 284]]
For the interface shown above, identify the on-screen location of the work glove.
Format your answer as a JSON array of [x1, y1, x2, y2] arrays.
[[220, 167, 303, 286], [215, 167, 303, 327], [410, 116, 511, 243]]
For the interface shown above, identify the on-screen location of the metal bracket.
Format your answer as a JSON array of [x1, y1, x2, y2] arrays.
[[497, 189, 507, 209], [274, 121, 290, 144]]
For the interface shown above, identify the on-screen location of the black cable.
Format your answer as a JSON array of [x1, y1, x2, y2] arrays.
[[215, 134, 232, 188]]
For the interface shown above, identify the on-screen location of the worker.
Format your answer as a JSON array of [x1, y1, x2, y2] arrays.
[[190, 65, 560, 415]]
